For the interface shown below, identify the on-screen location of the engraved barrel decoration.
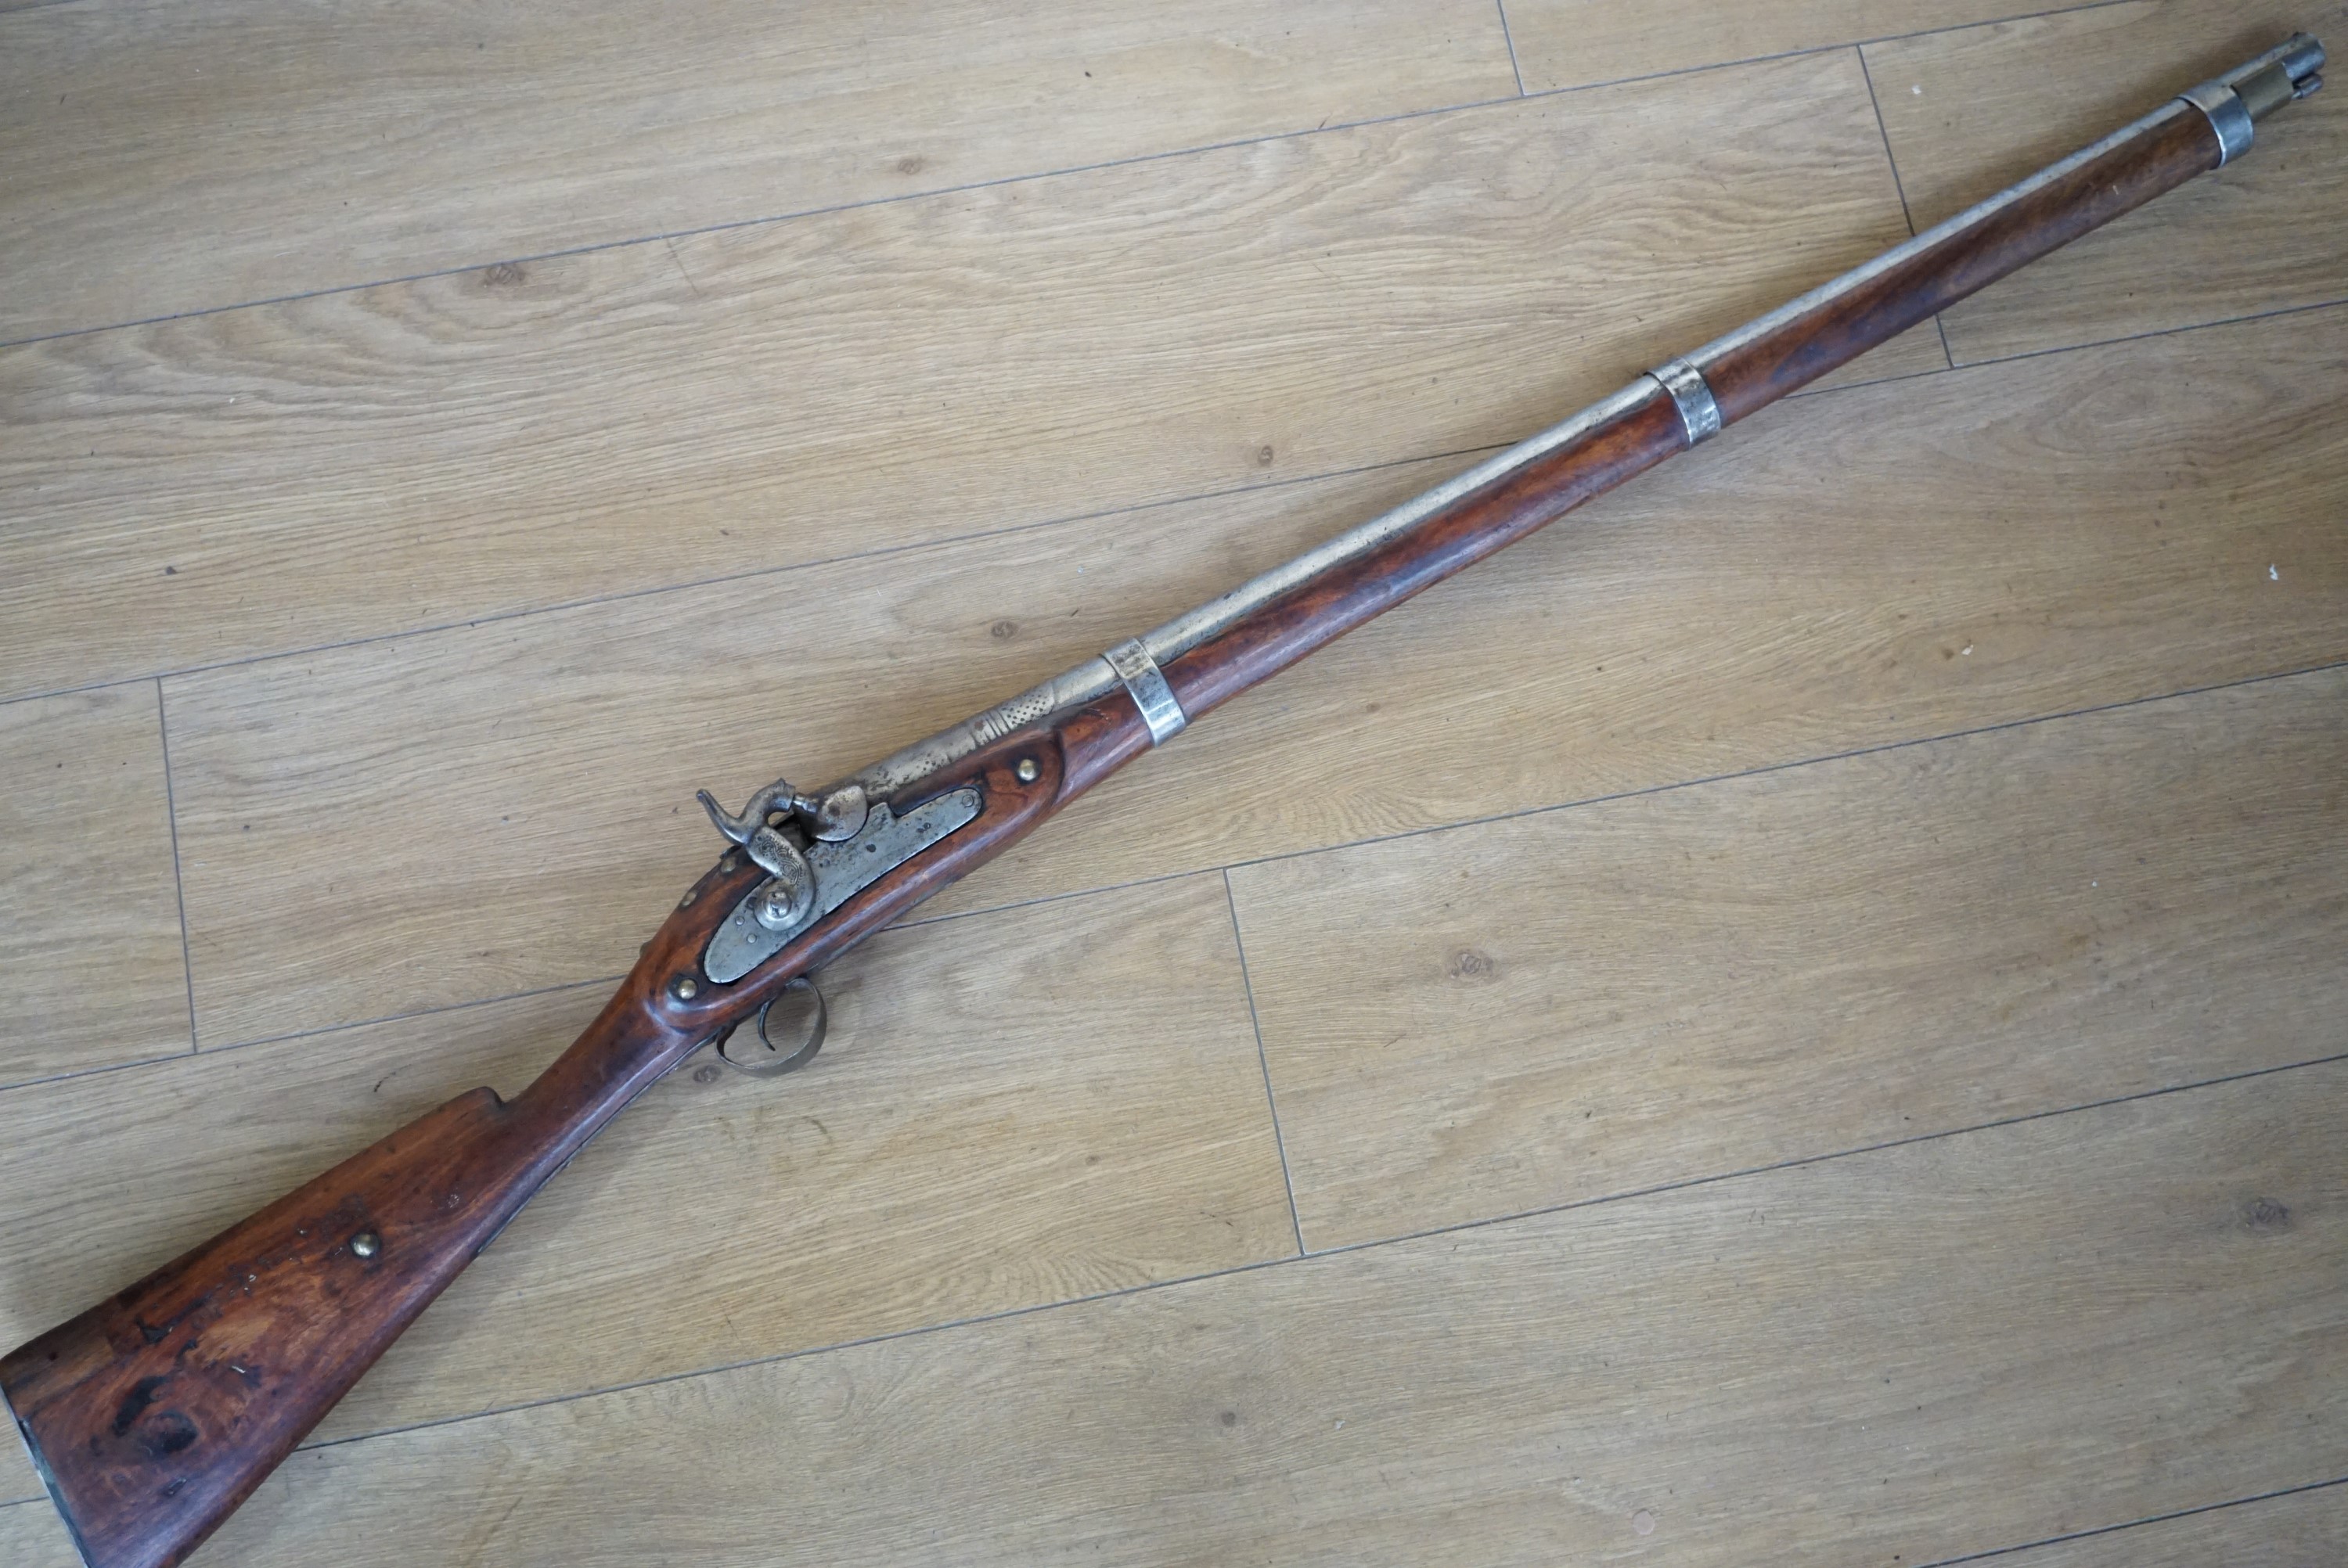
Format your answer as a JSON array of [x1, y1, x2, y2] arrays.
[[2, 32, 2325, 1568]]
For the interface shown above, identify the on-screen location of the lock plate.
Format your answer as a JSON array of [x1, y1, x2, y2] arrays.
[[702, 787, 982, 984]]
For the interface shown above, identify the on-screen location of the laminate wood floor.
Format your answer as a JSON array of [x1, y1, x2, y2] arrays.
[[2, 3, 2342, 1563]]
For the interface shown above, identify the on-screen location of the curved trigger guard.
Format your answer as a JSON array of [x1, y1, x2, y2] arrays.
[[716, 976, 827, 1077]]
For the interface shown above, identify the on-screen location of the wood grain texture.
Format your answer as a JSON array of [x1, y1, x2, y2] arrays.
[[1869, 0, 2348, 363], [0, 706, 913, 1568], [1699, 99, 2220, 422], [0, 872, 1291, 1466], [1503, 0, 2069, 92], [159, 303, 2348, 1047], [0, 0, 1518, 343], [1, 1051, 2334, 1566], [1233, 667, 2348, 1249], [4, 7, 2343, 1561], [0, 49, 1928, 703], [0, 686, 189, 1087], [4, 1084, 536, 1568], [1993, 1483, 2348, 1566], [1161, 387, 1691, 719]]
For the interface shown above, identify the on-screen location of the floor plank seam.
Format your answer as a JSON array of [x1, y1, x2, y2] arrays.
[[5, 285, 2341, 716], [1856, 45, 1922, 240], [1791, 356, 1954, 400], [1494, 0, 1526, 96], [1200, 653, 2348, 889], [0, 973, 624, 1099], [15, 1466, 2321, 1532], [290, 1250, 1314, 1462], [196, 973, 621, 1063], [1946, 289, 2348, 372], [9, 652, 2341, 1099], [1913, 1472, 2348, 1566], [1297, 1050, 2348, 1267], [0, 92, 1516, 354], [0, 0, 2146, 353], [1854, 41, 1959, 374], [1500, 0, 2146, 107], [152, 677, 200, 1055], [1223, 869, 1308, 1257], [0, 1045, 249, 1099], [659, 236, 708, 300], [7, 440, 1511, 714], [271, 1047, 2348, 1466]]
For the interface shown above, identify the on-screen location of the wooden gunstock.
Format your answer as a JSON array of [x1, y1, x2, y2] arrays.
[[0, 894, 719, 1568], [3, 31, 2321, 1566], [3, 1087, 539, 1568], [0, 705, 1146, 1568]]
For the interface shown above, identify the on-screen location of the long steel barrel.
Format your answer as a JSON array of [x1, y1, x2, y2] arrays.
[[849, 32, 2325, 799]]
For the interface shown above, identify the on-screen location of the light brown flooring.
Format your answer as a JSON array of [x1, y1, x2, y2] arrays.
[[2, 2, 2343, 1563]]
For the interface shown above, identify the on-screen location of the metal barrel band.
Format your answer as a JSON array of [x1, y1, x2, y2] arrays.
[[1103, 638, 1187, 745], [2180, 81, 2255, 165], [1648, 358, 1723, 446]]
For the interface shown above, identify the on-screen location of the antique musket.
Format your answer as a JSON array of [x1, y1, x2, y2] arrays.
[[3, 33, 2325, 1568]]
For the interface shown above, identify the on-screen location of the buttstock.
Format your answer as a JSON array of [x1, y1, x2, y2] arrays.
[[2, 703, 1136, 1566], [2, 1084, 533, 1568]]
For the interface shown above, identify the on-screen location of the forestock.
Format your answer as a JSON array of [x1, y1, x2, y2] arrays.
[[3, 32, 2323, 1568]]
